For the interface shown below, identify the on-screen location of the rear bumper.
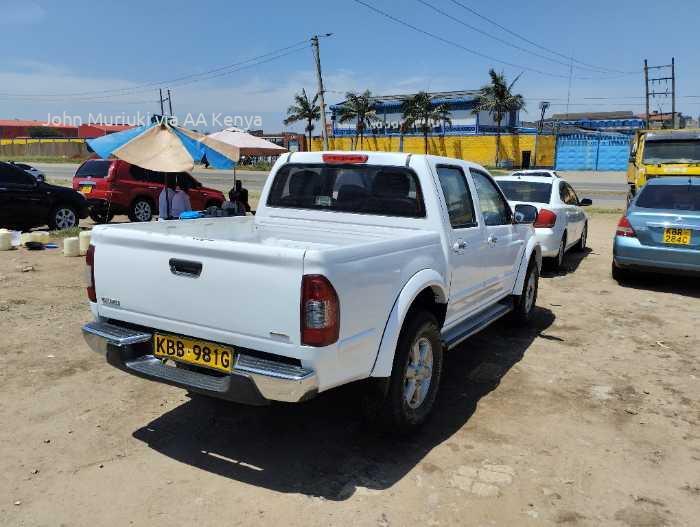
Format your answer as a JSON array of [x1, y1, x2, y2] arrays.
[[534, 228, 562, 257], [82, 320, 318, 405], [85, 197, 127, 215], [613, 236, 700, 275]]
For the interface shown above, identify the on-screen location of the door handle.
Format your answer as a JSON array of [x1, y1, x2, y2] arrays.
[[148, 186, 158, 190], [452, 240, 467, 252], [169, 258, 203, 278], [488, 235, 498, 244]]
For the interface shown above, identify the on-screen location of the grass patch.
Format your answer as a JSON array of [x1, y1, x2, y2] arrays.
[[587, 206, 624, 215], [49, 226, 83, 238], [0, 155, 89, 164]]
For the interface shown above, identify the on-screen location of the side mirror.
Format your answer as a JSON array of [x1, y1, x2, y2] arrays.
[[579, 198, 593, 206], [513, 204, 538, 224]]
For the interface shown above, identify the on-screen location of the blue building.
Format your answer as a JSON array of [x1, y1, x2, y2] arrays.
[[545, 111, 645, 135], [330, 90, 520, 137]]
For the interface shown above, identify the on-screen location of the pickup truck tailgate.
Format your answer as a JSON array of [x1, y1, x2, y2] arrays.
[[91, 222, 305, 349]]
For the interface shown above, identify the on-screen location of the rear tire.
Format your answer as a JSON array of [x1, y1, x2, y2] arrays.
[[129, 198, 153, 222], [49, 204, 79, 230], [510, 257, 539, 325], [89, 210, 114, 224], [362, 310, 443, 434], [547, 234, 567, 271], [611, 261, 632, 282]]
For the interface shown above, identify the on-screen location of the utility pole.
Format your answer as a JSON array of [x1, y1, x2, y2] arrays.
[[671, 57, 676, 128], [159, 88, 165, 116], [167, 88, 173, 116], [533, 101, 550, 168], [311, 34, 332, 150], [644, 58, 676, 129]]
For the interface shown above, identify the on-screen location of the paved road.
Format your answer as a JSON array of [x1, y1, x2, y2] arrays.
[[37, 163, 629, 202]]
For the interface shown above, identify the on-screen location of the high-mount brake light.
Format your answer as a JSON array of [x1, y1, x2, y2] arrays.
[[322, 154, 368, 164], [301, 275, 339, 347]]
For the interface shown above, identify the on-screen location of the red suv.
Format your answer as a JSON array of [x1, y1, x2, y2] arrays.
[[72, 159, 226, 223]]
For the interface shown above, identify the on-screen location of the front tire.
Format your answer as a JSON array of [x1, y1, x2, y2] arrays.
[[362, 311, 443, 434], [510, 257, 539, 324], [49, 204, 79, 230], [129, 198, 153, 222]]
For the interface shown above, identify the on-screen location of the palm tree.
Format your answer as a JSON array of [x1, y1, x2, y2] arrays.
[[401, 91, 452, 154], [283, 89, 320, 151], [473, 69, 525, 166], [336, 90, 377, 150]]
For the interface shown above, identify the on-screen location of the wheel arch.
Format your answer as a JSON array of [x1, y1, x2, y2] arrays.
[[370, 269, 448, 378], [513, 237, 542, 295]]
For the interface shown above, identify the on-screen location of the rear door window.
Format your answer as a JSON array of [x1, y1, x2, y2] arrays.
[[267, 163, 425, 218], [436, 165, 477, 228], [76, 160, 112, 178]]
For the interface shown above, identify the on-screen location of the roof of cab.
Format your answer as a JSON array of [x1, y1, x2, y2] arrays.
[[283, 151, 489, 171]]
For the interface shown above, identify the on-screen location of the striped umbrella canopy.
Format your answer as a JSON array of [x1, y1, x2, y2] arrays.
[[87, 120, 240, 172]]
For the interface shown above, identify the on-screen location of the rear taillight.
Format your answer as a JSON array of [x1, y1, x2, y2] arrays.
[[616, 216, 636, 237], [534, 208, 557, 228], [105, 162, 116, 181], [301, 275, 339, 347], [85, 244, 96, 302]]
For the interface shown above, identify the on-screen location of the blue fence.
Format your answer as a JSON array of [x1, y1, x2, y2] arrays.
[[555, 133, 631, 171]]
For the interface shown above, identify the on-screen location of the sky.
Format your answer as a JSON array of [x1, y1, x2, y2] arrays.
[[0, 0, 698, 133]]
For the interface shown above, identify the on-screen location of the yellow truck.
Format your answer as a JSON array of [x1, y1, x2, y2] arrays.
[[627, 129, 700, 202]]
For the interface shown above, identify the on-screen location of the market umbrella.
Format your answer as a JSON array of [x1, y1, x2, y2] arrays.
[[87, 119, 240, 218], [207, 127, 287, 157], [87, 120, 240, 172]]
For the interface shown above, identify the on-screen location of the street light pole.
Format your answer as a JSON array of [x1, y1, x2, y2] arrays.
[[311, 33, 332, 151]]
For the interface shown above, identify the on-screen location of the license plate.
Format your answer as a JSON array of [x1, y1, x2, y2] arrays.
[[663, 228, 691, 245], [80, 185, 92, 194], [153, 334, 234, 372]]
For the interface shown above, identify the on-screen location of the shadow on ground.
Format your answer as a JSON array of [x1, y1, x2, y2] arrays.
[[615, 272, 700, 299], [541, 247, 592, 278], [133, 308, 554, 500]]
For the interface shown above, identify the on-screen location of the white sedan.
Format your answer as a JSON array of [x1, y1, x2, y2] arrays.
[[496, 172, 592, 270]]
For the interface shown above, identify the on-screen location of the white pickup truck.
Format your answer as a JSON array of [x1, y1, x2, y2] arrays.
[[82, 152, 541, 432]]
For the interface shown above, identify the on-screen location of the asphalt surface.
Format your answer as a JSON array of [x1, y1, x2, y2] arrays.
[[37, 163, 629, 204]]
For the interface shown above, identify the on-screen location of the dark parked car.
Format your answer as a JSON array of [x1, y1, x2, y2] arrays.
[[0, 161, 88, 230]]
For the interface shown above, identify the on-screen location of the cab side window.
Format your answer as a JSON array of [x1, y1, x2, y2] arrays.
[[470, 170, 511, 226], [436, 165, 477, 228], [559, 182, 578, 205]]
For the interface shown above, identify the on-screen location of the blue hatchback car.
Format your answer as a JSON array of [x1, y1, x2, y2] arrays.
[[613, 176, 700, 280]]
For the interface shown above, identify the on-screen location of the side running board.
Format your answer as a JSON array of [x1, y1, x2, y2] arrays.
[[441, 300, 513, 350]]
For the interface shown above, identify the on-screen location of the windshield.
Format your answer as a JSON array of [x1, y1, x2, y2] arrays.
[[643, 140, 700, 164], [636, 184, 700, 211], [496, 180, 552, 204], [76, 160, 112, 178], [267, 163, 425, 218]]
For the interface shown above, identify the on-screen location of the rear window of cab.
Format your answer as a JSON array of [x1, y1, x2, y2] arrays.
[[267, 163, 426, 218], [497, 180, 552, 204]]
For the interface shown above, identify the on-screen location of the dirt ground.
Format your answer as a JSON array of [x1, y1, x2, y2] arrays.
[[1, 213, 698, 527]]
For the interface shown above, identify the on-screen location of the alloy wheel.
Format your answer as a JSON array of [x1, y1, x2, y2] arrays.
[[134, 201, 151, 221], [54, 208, 76, 229], [404, 336, 433, 409]]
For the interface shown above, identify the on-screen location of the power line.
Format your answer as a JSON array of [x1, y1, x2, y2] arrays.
[[447, 0, 636, 75], [417, 0, 611, 74], [0, 40, 311, 100], [353, 0, 636, 81]]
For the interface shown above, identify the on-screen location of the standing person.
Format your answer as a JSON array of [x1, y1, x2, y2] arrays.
[[171, 172, 192, 218], [158, 176, 176, 220]]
